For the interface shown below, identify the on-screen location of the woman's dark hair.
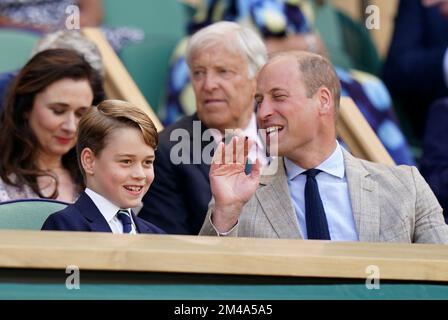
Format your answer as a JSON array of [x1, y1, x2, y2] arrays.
[[0, 48, 105, 198]]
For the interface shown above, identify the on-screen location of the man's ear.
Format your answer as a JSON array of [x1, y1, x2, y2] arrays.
[[250, 76, 257, 95], [317, 86, 332, 115], [80, 148, 95, 176]]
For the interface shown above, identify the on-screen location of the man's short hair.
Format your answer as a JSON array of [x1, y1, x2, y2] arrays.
[[185, 21, 267, 79], [270, 51, 341, 108], [76, 100, 158, 179]]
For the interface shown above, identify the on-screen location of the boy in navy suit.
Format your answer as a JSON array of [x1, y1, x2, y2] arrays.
[[42, 100, 164, 234]]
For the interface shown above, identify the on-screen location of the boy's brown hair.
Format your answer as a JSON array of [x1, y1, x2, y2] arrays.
[[76, 99, 158, 179]]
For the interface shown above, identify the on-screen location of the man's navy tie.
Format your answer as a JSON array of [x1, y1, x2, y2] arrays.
[[117, 210, 132, 233], [303, 169, 331, 240]]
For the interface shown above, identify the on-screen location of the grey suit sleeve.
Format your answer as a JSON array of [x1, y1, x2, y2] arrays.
[[412, 166, 448, 244], [199, 198, 239, 237]]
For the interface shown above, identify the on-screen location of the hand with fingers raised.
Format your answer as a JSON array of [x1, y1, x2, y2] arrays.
[[209, 135, 261, 233]]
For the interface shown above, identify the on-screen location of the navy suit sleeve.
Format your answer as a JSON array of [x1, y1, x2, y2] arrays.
[[383, 0, 448, 98], [41, 213, 60, 230], [136, 216, 167, 234], [420, 99, 448, 222], [41, 206, 92, 231], [139, 140, 194, 234]]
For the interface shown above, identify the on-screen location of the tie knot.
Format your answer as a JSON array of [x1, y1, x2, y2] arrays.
[[117, 210, 132, 233], [303, 168, 321, 178]]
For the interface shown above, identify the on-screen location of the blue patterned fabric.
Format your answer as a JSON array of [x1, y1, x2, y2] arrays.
[[0, 0, 73, 30], [0, 0, 144, 52], [161, 0, 415, 165]]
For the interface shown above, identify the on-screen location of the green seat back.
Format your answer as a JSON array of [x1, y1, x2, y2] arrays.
[[313, 2, 354, 71], [314, 2, 381, 75], [0, 199, 68, 230], [0, 29, 39, 73], [336, 9, 381, 76], [102, 0, 188, 113]]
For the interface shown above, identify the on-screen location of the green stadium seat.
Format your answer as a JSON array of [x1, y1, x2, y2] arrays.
[[0, 28, 39, 73], [314, 2, 381, 76], [102, 0, 188, 113], [0, 199, 68, 230]]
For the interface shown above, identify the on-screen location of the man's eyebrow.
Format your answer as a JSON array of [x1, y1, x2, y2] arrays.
[[269, 88, 288, 94]]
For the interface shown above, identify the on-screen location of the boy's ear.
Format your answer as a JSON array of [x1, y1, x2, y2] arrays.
[[80, 148, 96, 176]]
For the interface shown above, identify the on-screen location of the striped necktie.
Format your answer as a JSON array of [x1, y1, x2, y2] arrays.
[[117, 210, 133, 234]]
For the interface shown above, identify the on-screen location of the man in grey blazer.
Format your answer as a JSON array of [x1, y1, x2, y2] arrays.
[[200, 51, 448, 244]]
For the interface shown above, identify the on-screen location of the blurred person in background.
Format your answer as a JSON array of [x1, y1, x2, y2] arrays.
[[419, 97, 448, 223], [161, 0, 415, 166], [383, 0, 448, 149]]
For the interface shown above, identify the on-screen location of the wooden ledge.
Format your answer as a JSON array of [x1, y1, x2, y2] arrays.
[[0, 230, 446, 282], [337, 97, 395, 165]]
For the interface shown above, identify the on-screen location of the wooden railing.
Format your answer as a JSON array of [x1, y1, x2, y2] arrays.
[[337, 96, 395, 165], [0, 230, 446, 282]]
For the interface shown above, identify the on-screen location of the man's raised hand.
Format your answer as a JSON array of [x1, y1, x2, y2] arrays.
[[209, 135, 261, 232]]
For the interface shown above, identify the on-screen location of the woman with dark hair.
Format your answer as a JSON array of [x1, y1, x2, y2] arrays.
[[0, 48, 104, 202]]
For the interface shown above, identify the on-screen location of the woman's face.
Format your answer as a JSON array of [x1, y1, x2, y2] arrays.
[[28, 78, 94, 160]]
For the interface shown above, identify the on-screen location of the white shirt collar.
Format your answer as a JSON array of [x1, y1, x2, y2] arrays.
[[85, 188, 130, 222], [284, 141, 345, 181]]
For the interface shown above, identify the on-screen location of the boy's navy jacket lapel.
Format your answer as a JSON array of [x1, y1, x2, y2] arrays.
[[74, 191, 112, 232], [132, 211, 150, 233]]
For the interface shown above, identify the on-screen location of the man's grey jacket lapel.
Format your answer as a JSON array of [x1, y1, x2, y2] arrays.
[[256, 157, 303, 239], [343, 149, 380, 242]]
